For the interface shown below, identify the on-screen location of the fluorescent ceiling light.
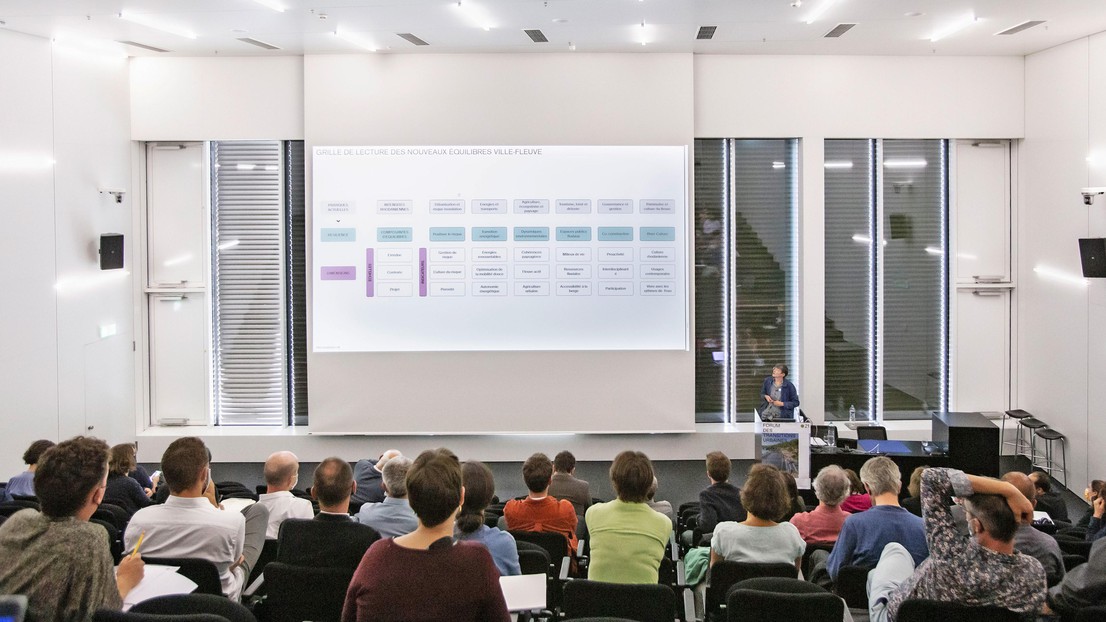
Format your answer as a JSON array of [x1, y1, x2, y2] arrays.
[[454, 1, 494, 31], [804, 0, 839, 24], [884, 158, 927, 169], [824, 160, 853, 169], [930, 13, 977, 42], [118, 11, 197, 39], [0, 153, 56, 172], [251, 0, 285, 12], [1033, 264, 1087, 288], [52, 35, 127, 58], [334, 28, 377, 51]]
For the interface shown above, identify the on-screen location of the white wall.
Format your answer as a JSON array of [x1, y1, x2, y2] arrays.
[[0, 31, 134, 476], [1020, 33, 1106, 491]]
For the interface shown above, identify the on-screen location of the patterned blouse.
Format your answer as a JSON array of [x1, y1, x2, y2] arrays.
[[886, 468, 1047, 621]]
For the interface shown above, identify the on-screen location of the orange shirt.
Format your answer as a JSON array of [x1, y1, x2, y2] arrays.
[[503, 496, 578, 553]]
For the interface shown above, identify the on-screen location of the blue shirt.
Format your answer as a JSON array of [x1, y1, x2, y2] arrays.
[[355, 496, 419, 538], [456, 524, 521, 576], [760, 378, 800, 420], [3, 471, 35, 501], [826, 504, 929, 579]]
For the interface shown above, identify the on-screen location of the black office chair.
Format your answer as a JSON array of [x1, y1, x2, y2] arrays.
[[561, 579, 676, 622], [832, 565, 872, 609], [130, 594, 255, 622], [141, 557, 224, 596], [93, 611, 227, 622], [1063, 554, 1087, 571], [856, 426, 888, 441], [1057, 538, 1093, 559], [258, 562, 352, 622], [706, 561, 797, 620], [1074, 606, 1106, 622], [517, 544, 551, 575], [95, 502, 131, 531], [247, 539, 279, 587], [895, 599, 1019, 622], [725, 577, 844, 622], [91, 518, 124, 564]]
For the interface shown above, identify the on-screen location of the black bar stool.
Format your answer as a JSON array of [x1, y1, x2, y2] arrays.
[[1018, 417, 1048, 461], [1033, 427, 1068, 487], [1002, 409, 1034, 456]]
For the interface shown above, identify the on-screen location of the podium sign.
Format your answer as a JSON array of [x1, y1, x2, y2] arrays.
[[755, 415, 812, 488]]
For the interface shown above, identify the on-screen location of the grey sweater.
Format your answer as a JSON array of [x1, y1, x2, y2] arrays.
[[0, 509, 122, 622]]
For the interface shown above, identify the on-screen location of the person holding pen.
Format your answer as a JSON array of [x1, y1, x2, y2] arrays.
[[0, 436, 145, 622]]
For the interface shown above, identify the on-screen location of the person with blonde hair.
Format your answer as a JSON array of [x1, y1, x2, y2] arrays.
[[103, 443, 153, 516]]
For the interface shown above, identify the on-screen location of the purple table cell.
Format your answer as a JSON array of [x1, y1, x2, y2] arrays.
[[321, 266, 357, 280], [419, 248, 427, 297], [366, 249, 375, 297]]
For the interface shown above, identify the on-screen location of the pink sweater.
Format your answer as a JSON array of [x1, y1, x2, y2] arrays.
[[789, 503, 849, 543]]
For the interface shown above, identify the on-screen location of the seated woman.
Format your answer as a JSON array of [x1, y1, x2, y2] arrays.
[[586, 450, 673, 584], [2, 439, 54, 501], [790, 465, 850, 543], [840, 468, 872, 513], [455, 460, 520, 576], [342, 448, 509, 622], [780, 472, 807, 522], [103, 443, 154, 516], [710, 463, 806, 571], [901, 466, 927, 517], [0, 436, 144, 621]]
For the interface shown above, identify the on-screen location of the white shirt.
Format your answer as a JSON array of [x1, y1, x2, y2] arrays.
[[125, 496, 246, 599], [257, 490, 314, 539]]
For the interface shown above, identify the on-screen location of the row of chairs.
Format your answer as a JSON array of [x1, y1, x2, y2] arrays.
[[1002, 409, 1067, 486]]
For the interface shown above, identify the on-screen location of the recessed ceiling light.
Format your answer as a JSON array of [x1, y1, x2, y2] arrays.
[[929, 13, 977, 42], [118, 11, 197, 39], [334, 28, 377, 51], [250, 0, 285, 12], [804, 0, 838, 25], [231, 28, 248, 34], [905, 12, 924, 18], [996, 20, 1046, 36], [552, 18, 568, 24]]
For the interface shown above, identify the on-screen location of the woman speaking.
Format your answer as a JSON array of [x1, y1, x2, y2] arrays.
[[760, 363, 800, 421]]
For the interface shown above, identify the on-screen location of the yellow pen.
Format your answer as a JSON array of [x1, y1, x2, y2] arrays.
[[131, 531, 145, 559]]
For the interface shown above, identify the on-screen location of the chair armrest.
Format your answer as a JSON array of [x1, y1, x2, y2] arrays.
[[559, 556, 572, 581], [675, 560, 688, 588], [670, 532, 680, 561], [242, 572, 264, 598], [682, 588, 698, 622]]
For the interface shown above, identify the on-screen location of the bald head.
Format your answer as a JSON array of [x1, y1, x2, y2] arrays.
[[264, 451, 300, 492], [375, 449, 402, 472], [1002, 472, 1036, 508]]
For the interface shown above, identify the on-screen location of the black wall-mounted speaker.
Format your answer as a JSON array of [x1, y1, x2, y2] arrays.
[[1079, 238, 1106, 278], [99, 233, 124, 270]]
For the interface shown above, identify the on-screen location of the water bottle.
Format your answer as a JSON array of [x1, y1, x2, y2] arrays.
[[849, 404, 856, 422], [823, 426, 835, 446]]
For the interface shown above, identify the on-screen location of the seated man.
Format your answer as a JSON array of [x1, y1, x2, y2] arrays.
[[2, 439, 54, 501], [868, 467, 1046, 622], [1051, 537, 1106, 614], [125, 437, 269, 600], [0, 436, 144, 622], [503, 452, 578, 554], [548, 450, 591, 517], [351, 449, 400, 506], [790, 465, 850, 544], [1002, 471, 1065, 587], [697, 451, 746, 535], [278, 457, 380, 570], [355, 455, 418, 538], [646, 476, 676, 527], [824, 457, 928, 581], [257, 450, 314, 539], [1029, 471, 1070, 523]]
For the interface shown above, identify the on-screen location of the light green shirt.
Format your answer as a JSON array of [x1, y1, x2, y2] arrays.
[[585, 499, 672, 584]]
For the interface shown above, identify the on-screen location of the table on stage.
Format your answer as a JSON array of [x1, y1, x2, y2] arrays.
[[809, 440, 949, 494]]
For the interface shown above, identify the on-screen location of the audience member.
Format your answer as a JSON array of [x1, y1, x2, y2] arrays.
[[1001, 472, 1064, 586], [125, 437, 269, 600], [868, 468, 1046, 622], [356, 455, 418, 538], [342, 448, 510, 622], [0, 436, 144, 621], [1085, 490, 1106, 542], [1050, 537, 1106, 614], [901, 466, 927, 517], [646, 476, 676, 527], [710, 464, 806, 570], [840, 468, 872, 513], [780, 472, 806, 522], [503, 453, 578, 554], [2, 439, 54, 501], [277, 457, 380, 570], [1075, 480, 1106, 530], [824, 457, 927, 581], [351, 449, 401, 506], [257, 451, 314, 539], [455, 460, 520, 576], [1029, 471, 1069, 524], [790, 465, 849, 543], [548, 450, 591, 517], [697, 451, 746, 535], [586, 451, 672, 584], [103, 442, 153, 516]]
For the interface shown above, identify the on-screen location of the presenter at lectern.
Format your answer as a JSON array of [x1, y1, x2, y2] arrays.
[[760, 363, 800, 421]]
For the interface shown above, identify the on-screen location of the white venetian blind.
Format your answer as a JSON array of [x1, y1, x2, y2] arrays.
[[211, 140, 286, 425]]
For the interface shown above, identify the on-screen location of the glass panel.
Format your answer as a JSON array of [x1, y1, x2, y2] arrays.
[[694, 139, 727, 422]]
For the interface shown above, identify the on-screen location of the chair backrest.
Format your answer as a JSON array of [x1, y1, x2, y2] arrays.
[[141, 557, 225, 596], [247, 539, 279, 586], [90, 518, 124, 564], [801, 541, 834, 578], [261, 562, 352, 622], [517, 546, 551, 575], [706, 561, 797, 616], [832, 565, 872, 609], [857, 426, 888, 441], [895, 599, 1020, 622], [93, 610, 228, 622], [1074, 605, 1106, 622], [510, 530, 570, 565], [129, 594, 255, 622], [1063, 553, 1087, 571], [1057, 537, 1093, 558], [96, 503, 131, 529], [275, 518, 380, 571], [726, 577, 843, 622], [562, 579, 675, 622]]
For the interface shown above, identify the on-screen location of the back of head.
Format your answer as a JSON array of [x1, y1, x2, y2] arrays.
[[375, 449, 402, 472], [406, 448, 462, 528], [963, 492, 1018, 542], [1028, 471, 1051, 494], [859, 456, 901, 497], [382, 455, 412, 498], [522, 453, 553, 493], [313, 457, 354, 507], [264, 451, 300, 490], [1002, 472, 1036, 507], [161, 437, 209, 494], [553, 450, 576, 474], [844, 469, 864, 495], [648, 476, 659, 501], [813, 465, 849, 506], [740, 463, 789, 522], [23, 439, 56, 467], [35, 436, 109, 518], [609, 450, 654, 503], [1093, 480, 1106, 501], [109, 443, 137, 477], [706, 451, 731, 483], [457, 461, 495, 534], [908, 466, 928, 498]]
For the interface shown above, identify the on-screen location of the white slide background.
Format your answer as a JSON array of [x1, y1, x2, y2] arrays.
[[312, 145, 688, 352]]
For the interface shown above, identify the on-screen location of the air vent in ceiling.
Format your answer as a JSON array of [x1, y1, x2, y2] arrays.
[[117, 40, 170, 53], [524, 29, 548, 43], [823, 23, 856, 38], [697, 26, 717, 40], [237, 37, 280, 50], [397, 33, 429, 46], [996, 20, 1046, 35]]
